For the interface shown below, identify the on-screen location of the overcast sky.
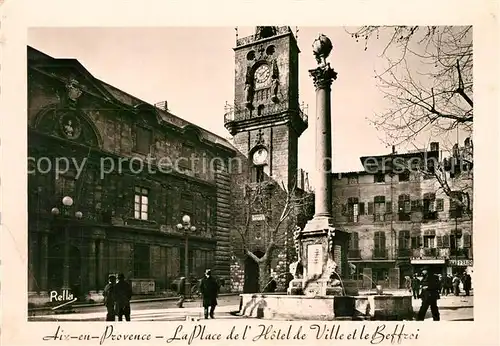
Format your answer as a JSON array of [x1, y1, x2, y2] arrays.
[[28, 26, 455, 184]]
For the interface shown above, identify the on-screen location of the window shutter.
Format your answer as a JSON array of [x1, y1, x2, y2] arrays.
[[443, 234, 450, 247], [374, 232, 380, 249], [398, 231, 405, 248], [385, 201, 392, 214], [417, 236, 423, 247], [436, 199, 444, 211], [358, 202, 365, 215], [381, 232, 386, 249], [352, 232, 359, 249], [436, 236, 443, 248], [368, 202, 374, 215], [411, 199, 422, 212], [463, 233, 471, 248]]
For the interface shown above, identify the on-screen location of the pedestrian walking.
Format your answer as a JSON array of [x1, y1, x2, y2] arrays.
[[103, 275, 116, 321], [115, 273, 132, 321], [199, 269, 219, 319], [452, 273, 461, 296], [411, 274, 420, 299], [416, 268, 440, 321]]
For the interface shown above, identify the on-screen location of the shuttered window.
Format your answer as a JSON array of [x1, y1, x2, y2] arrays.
[[398, 231, 410, 249], [463, 233, 472, 248], [443, 234, 450, 248], [436, 236, 443, 248], [436, 199, 444, 211]]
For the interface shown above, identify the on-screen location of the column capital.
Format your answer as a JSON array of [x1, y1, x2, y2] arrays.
[[309, 64, 338, 90]]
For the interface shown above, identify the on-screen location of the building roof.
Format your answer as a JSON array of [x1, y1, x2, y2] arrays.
[[27, 46, 236, 153]]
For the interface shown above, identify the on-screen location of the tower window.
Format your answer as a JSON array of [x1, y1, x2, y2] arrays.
[[247, 50, 256, 61], [257, 105, 265, 116], [266, 45, 276, 55]]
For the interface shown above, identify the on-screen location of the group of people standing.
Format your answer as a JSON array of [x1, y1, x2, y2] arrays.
[[410, 271, 472, 299], [103, 273, 133, 321]]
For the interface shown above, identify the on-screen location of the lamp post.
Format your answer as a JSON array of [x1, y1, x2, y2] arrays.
[[176, 215, 196, 300], [51, 196, 83, 291]]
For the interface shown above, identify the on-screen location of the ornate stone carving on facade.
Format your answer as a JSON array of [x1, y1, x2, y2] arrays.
[[309, 64, 337, 90], [254, 129, 265, 146], [58, 113, 82, 140], [244, 82, 254, 109], [244, 68, 254, 109], [65, 78, 83, 103], [271, 60, 280, 103]]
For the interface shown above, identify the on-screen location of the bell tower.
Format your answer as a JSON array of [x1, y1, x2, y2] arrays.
[[224, 26, 308, 189]]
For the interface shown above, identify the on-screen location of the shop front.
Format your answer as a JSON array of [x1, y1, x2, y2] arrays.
[[410, 257, 447, 276], [448, 259, 473, 276]]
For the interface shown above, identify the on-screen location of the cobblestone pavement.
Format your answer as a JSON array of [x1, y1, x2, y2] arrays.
[[412, 294, 473, 321]]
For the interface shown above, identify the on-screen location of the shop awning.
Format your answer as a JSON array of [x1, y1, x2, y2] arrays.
[[410, 258, 446, 264]]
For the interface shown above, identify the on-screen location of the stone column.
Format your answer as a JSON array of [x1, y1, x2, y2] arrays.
[[309, 65, 337, 218], [88, 239, 97, 291], [62, 226, 70, 289], [40, 231, 49, 291], [28, 232, 36, 292], [97, 239, 105, 289]]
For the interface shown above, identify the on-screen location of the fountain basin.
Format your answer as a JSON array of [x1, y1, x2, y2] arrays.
[[238, 293, 414, 321]]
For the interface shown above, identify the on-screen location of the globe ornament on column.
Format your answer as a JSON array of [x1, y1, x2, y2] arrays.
[[312, 34, 333, 67], [310, 34, 338, 90]]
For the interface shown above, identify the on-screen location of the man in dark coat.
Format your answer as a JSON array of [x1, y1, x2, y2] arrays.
[[416, 268, 440, 321], [463, 273, 472, 296], [114, 273, 133, 321], [199, 269, 219, 319], [103, 275, 116, 321]]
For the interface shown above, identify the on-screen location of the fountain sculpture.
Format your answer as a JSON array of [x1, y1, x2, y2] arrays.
[[237, 34, 413, 321]]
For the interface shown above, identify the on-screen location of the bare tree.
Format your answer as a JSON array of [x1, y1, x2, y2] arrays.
[[346, 26, 472, 145], [346, 26, 473, 213], [232, 179, 313, 292]]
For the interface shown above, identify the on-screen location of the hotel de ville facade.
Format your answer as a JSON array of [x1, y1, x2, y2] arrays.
[[27, 26, 472, 305]]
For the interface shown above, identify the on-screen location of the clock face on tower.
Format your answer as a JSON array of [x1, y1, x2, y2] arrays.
[[252, 148, 268, 165], [254, 64, 271, 89]]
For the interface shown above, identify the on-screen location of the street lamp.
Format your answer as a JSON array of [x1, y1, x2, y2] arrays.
[[51, 196, 83, 291], [176, 215, 196, 301]]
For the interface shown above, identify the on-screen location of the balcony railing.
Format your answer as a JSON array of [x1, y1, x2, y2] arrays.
[[348, 249, 361, 259], [423, 248, 437, 257], [450, 248, 470, 258], [423, 211, 438, 220], [223, 102, 308, 125], [373, 249, 388, 259], [397, 248, 411, 258]]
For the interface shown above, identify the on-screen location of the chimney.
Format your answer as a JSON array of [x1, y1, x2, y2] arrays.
[[430, 142, 439, 152], [154, 100, 168, 111]]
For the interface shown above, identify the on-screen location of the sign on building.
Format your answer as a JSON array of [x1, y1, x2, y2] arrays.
[[251, 214, 266, 221], [449, 259, 473, 266]]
